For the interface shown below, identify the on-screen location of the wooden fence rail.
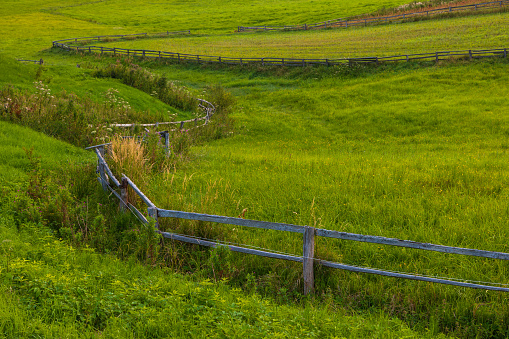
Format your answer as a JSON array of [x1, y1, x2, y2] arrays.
[[83, 97, 214, 157], [90, 149, 509, 294], [17, 59, 44, 65], [238, 0, 509, 32], [52, 34, 509, 67]]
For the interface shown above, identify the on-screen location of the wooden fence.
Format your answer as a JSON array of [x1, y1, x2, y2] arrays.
[[89, 146, 509, 295], [52, 34, 509, 67], [84, 98, 215, 155], [238, 0, 509, 32], [17, 59, 43, 65], [110, 98, 214, 130], [52, 30, 191, 46]]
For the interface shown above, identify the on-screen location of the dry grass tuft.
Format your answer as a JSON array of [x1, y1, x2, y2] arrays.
[[108, 136, 152, 189]]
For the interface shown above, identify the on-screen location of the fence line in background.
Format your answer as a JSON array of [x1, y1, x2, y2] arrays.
[[238, 0, 509, 32], [90, 147, 509, 294], [52, 30, 191, 45], [52, 34, 509, 67]]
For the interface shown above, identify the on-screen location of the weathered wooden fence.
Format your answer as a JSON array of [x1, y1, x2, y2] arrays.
[[89, 147, 509, 295], [84, 98, 215, 155], [52, 33, 509, 67], [238, 0, 509, 32], [17, 59, 44, 65], [52, 30, 191, 46], [110, 98, 214, 130]]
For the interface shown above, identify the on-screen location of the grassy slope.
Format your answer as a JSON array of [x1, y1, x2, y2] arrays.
[[91, 13, 509, 59], [0, 121, 422, 338], [0, 63, 425, 338], [49, 0, 411, 32], [142, 60, 509, 290], [0, 216, 425, 338], [0, 119, 94, 184], [1, 0, 509, 337]]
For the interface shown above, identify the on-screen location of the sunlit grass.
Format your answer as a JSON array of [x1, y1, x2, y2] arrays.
[[49, 0, 412, 33], [89, 13, 509, 59]]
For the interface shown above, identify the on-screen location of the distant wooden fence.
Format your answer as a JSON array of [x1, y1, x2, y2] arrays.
[[110, 98, 214, 130], [238, 0, 509, 32], [84, 98, 215, 154], [89, 146, 509, 294], [52, 30, 191, 46], [52, 33, 509, 67]]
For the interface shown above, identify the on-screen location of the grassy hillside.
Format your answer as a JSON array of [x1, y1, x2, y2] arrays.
[[89, 13, 509, 59], [0, 211, 426, 338], [0, 122, 427, 338], [1, 0, 509, 337]]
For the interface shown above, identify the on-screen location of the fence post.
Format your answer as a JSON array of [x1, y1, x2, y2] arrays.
[[303, 226, 315, 295], [147, 207, 159, 230], [469, 50, 473, 60], [164, 131, 170, 154], [120, 177, 128, 211], [97, 157, 108, 193], [504, 49, 507, 58]]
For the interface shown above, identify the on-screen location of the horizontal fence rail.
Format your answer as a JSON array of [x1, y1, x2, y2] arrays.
[[110, 99, 215, 129], [238, 0, 509, 32], [83, 99, 215, 155], [52, 34, 509, 67], [89, 148, 509, 294], [17, 59, 44, 65], [52, 30, 191, 45]]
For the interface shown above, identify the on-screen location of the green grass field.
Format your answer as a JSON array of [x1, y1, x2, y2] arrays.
[[1, 0, 509, 337], [88, 13, 509, 59]]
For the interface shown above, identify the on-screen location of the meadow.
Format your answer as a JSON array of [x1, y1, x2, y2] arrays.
[[89, 13, 509, 59], [1, 0, 509, 337], [0, 126, 421, 337]]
